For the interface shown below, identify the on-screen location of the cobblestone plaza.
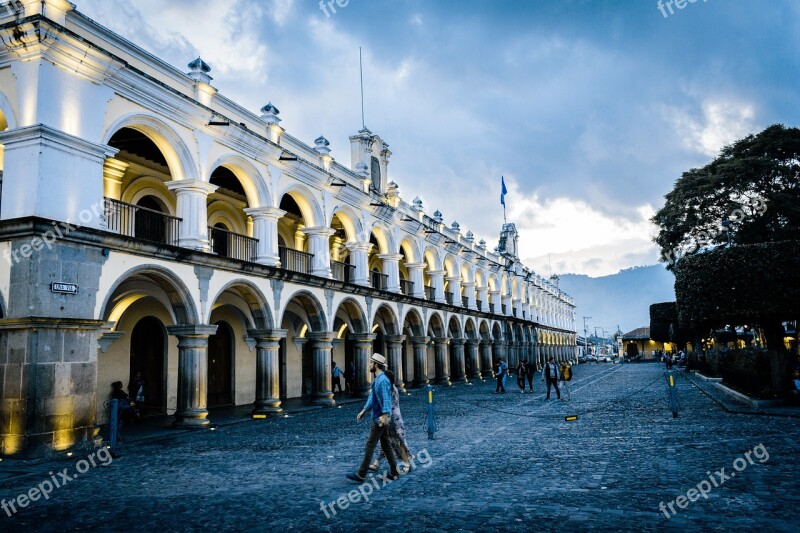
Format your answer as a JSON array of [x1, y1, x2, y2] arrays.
[[1, 363, 797, 531]]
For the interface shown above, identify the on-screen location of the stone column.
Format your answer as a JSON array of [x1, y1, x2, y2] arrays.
[[428, 270, 446, 303], [405, 262, 426, 298], [465, 338, 481, 379], [309, 332, 336, 406], [488, 290, 500, 313], [507, 341, 517, 368], [450, 337, 467, 383], [244, 206, 284, 266], [345, 241, 373, 286], [166, 180, 218, 251], [433, 337, 451, 385], [480, 339, 494, 377], [502, 294, 513, 316], [378, 254, 403, 293], [167, 324, 218, 427], [385, 334, 407, 393], [303, 226, 336, 278], [445, 276, 462, 306], [410, 336, 431, 387], [462, 281, 477, 310], [350, 333, 376, 397], [248, 329, 287, 416], [476, 286, 489, 312]]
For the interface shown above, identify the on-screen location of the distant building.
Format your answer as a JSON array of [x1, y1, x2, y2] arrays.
[[621, 327, 674, 359]]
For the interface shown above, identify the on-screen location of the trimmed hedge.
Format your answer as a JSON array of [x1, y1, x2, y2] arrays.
[[650, 302, 676, 343], [674, 240, 800, 330]]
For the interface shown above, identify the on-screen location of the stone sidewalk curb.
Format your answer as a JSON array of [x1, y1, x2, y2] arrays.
[[685, 372, 800, 419]]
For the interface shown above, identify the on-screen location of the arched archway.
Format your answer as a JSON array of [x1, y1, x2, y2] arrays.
[[448, 316, 467, 383], [129, 316, 167, 415]]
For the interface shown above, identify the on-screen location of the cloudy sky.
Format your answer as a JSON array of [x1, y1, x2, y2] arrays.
[[76, 0, 800, 277]]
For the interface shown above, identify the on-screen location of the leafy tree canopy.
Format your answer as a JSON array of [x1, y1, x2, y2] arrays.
[[653, 124, 800, 268]]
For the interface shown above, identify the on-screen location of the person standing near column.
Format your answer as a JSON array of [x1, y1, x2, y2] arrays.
[[543, 356, 561, 400], [347, 354, 400, 482], [515, 360, 527, 393], [332, 361, 343, 395], [494, 359, 508, 394]]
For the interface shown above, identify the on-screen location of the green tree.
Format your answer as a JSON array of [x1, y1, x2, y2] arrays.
[[653, 124, 800, 267], [653, 124, 800, 392]]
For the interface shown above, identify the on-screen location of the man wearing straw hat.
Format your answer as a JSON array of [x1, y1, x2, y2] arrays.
[[346, 353, 400, 482]]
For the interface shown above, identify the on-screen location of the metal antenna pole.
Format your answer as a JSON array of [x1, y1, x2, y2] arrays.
[[359, 47, 365, 130]]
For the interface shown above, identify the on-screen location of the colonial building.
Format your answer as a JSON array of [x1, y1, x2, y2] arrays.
[[0, 1, 577, 457]]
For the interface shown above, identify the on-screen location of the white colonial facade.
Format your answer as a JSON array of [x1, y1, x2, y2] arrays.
[[0, 1, 576, 457]]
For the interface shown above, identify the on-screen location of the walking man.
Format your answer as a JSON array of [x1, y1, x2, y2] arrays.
[[347, 354, 400, 483], [526, 359, 536, 393], [543, 356, 561, 400], [494, 359, 508, 394]]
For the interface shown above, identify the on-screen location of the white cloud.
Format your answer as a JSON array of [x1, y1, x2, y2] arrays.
[[502, 179, 660, 277], [664, 98, 756, 157]]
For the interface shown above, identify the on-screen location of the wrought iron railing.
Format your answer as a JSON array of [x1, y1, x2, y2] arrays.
[[425, 286, 435, 300], [371, 270, 388, 290], [462, 296, 469, 307], [208, 226, 257, 261], [331, 260, 355, 283], [476, 300, 483, 311], [399, 279, 414, 296], [104, 197, 180, 245], [445, 291, 454, 305], [501, 304, 507, 314], [489, 303, 495, 313], [279, 245, 313, 274]]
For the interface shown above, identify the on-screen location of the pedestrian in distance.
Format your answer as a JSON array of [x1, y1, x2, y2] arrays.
[[347, 354, 400, 483], [494, 359, 508, 394], [332, 361, 343, 394], [345, 361, 355, 395], [516, 360, 527, 393], [543, 356, 561, 400], [526, 359, 537, 393], [369, 370, 411, 474], [559, 361, 572, 401]]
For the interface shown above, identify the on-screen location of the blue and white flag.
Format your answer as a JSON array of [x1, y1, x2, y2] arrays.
[[500, 176, 508, 206]]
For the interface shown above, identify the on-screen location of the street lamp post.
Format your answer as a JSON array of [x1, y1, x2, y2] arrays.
[[583, 316, 591, 359]]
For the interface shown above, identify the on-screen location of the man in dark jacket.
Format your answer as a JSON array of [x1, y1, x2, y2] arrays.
[[543, 356, 561, 400], [525, 359, 537, 393]]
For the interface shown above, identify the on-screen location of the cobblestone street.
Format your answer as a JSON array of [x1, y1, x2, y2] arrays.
[[1, 363, 798, 531]]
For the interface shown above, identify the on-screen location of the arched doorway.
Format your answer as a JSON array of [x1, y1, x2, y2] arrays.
[[208, 321, 234, 407], [135, 195, 167, 243], [129, 316, 166, 415]]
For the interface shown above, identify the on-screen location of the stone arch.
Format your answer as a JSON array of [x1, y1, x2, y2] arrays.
[[330, 205, 364, 242], [492, 321, 503, 342], [121, 176, 177, 215], [460, 262, 474, 284], [443, 254, 459, 278], [447, 316, 464, 338], [464, 317, 478, 340], [401, 307, 426, 337], [99, 265, 199, 326], [423, 246, 442, 271], [208, 280, 273, 330], [370, 222, 396, 255], [333, 297, 369, 336], [479, 320, 491, 340], [103, 113, 198, 182], [427, 312, 446, 338], [208, 154, 271, 208], [280, 290, 328, 333], [372, 303, 400, 336], [278, 185, 324, 228], [398, 235, 422, 263]]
